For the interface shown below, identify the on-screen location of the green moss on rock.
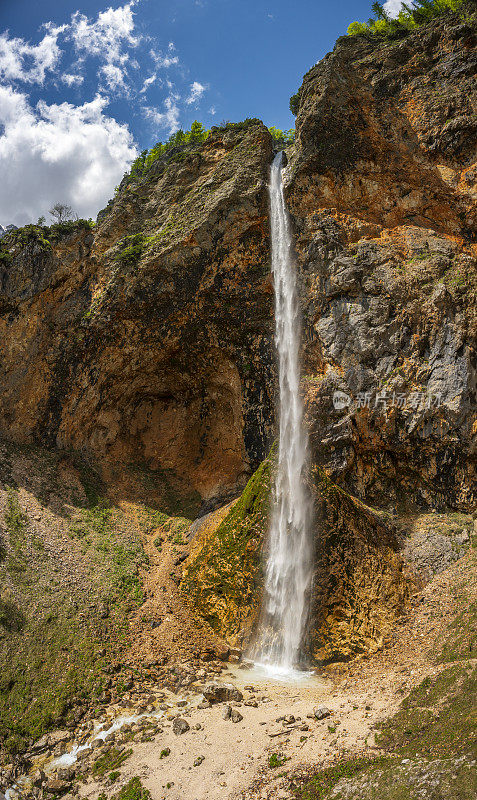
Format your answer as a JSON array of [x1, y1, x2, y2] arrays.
[[181, 446, 274, 641]]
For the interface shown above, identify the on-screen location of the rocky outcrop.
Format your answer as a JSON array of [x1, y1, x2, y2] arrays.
[[182, 451, 272, 645], [288, 7, 476, 517], [0, 122, 275, 509]]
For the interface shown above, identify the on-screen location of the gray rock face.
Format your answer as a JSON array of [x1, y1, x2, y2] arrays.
[[286, 8, 476, 515], [401, 515, 471, 581], [203, 682, 243, 703], [313, 706, 332, 720], [298, 223, 476, 511], [172, 717, 190, 735]]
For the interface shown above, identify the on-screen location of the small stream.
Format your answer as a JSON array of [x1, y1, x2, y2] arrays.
[[4, 690, 197, 799]]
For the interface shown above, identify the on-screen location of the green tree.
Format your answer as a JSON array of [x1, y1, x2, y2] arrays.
[[268, 127, 295, 148], [347, 0, 465, 38], [289, 92, 300, 116]]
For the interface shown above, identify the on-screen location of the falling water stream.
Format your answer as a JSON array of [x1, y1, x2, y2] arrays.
[[251, 151, 313, 678]]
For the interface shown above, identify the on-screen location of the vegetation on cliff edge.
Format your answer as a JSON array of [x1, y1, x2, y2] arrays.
[[347, 0, 466, 38], [118, 120, 294, 191]]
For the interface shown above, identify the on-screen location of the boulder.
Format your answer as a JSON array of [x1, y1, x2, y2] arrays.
[[203, 682, 243, 703], [172, 717, 190, 735], [313, 706, 331, 720]]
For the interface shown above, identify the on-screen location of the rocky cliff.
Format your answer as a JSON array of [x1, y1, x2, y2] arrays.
[[182, 5, 476, 660], [0, 122, 274, 511], [0, 1, 476, 756]]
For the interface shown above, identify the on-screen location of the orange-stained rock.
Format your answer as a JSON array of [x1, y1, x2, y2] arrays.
[[0, 123, 275, 512]]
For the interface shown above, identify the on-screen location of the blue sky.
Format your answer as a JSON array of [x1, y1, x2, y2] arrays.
[[0, 0, 399, 225]]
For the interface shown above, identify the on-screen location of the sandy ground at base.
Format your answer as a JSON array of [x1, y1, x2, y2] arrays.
[[76, 547, 475, 800]]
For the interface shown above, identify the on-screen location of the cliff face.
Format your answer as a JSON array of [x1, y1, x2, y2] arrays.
[[293, 8, 476, 657], [0, 123, 274, 510], [181, 8, 476, 660], [0, 8, 476, 680], [288, 9, 476, 511]]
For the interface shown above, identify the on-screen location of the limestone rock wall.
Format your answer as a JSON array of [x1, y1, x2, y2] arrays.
[[0, 124, 275, 509], [1, 7, 476, 663], [181, 7, 477, 660], [288, 6, 476, 513]]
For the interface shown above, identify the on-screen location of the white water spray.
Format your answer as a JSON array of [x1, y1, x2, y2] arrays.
[[252, 151, 313, 675]]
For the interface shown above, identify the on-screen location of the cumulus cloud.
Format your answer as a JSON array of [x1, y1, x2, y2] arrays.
[[145, 93, 181, 133], [186, 81, 206, 105], [0, 85, 137, 226], [383, 0, 404, 17], [70, 2, 139, 93], [0, 3, 211, 224], [0, 23, 65, 84], [70, 3, 138, 61]]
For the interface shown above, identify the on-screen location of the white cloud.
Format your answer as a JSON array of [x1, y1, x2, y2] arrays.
[[0, 85, 137, 226], [0, 4, 213, 223], [70, 2, 139, 93], [101, 63, 128, 92], [70, 3, 138, 60], [185, 81, 205, 105], [140, 72, 160, 93], [383, 0, 404, 17], [62, 73, 84, 87], [140, 44, 178, 94], [145, 93, 181, 133], [0, 23, 65, 84], [151, 43, 179, 69]]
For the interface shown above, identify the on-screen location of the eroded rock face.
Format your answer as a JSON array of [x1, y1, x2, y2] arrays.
[[288, 9, 476, 656], [288, 9, 476, 236], [287, 8, 476, 514], [0, 123, 275, 508]]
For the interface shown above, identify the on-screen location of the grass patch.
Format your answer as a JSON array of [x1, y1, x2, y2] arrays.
[[111, 777, 151, 800], [113, 233, 153, 269], [376, 663, 477, 758], [68, 500, 147, 607], [439, 600, 477, 663], [0, 450, 148, 755], [269, 752, 288, 768], [92, 747, 133, 777], [290, 756, 390, 799]]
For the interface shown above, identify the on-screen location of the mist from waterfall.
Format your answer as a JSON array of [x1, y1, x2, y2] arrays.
[[252, 151, 313, 676]]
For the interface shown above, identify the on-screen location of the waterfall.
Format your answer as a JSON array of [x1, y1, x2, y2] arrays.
[[252, 151, 313, 674]]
